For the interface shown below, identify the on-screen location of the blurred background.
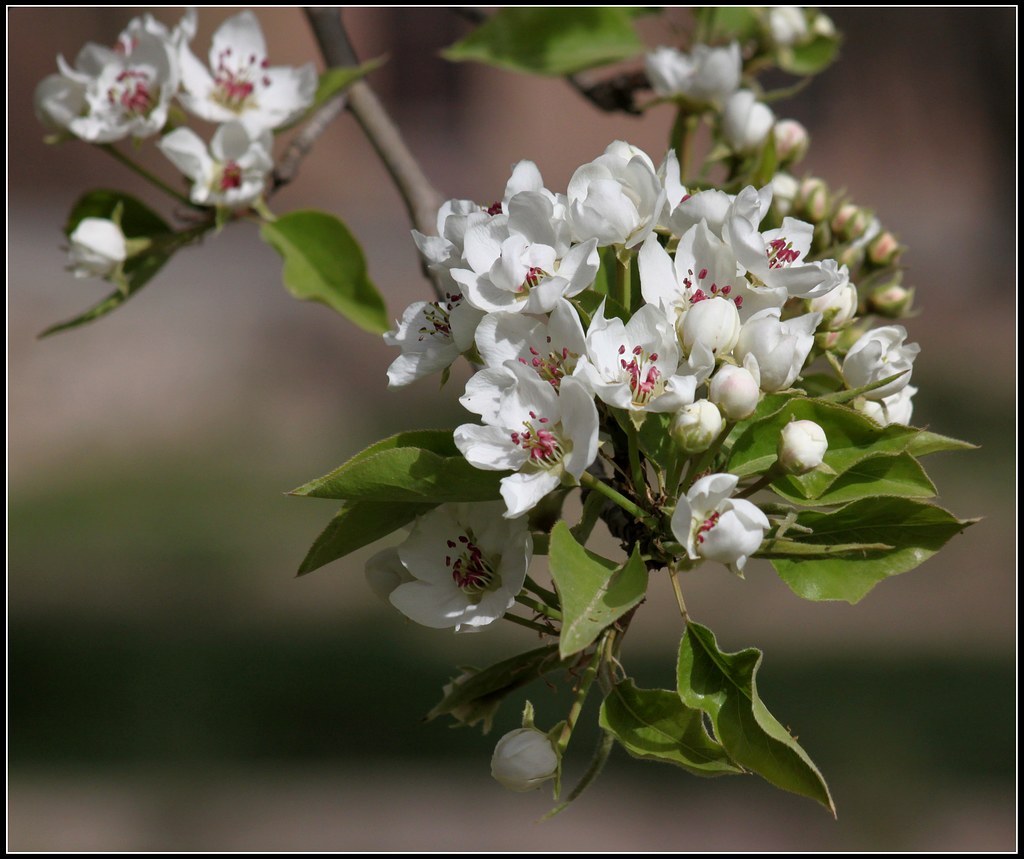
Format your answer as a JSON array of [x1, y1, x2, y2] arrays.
[[8, 7, 1016, 851]]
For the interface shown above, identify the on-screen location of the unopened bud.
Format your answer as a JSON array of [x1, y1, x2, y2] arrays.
[[867, 230, 902, 266], [67, 217, 127, 280], [832, 203, 871, 242], [796, 177, 830, 223], [771, 172, 800, 217], [778, 420, 828, 474], [868, 282, 914, 318], [837, 243, 865, 272], [710, 363, 761, 420], [809, 277, 858, 330], [491, 728, 559, 792], [672, 400, 724, 454], [773, 119, 809, 165]]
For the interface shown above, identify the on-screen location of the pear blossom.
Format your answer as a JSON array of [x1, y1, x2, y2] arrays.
[[767, 7, 809, 47], [778, 420, 828, 474], [808, 269, 858, 330], [842, 325, 919, 400], [158, 121, 273, 208], [770, 172, 800, 217], [67, 217, 127, 279], [455, 364, 599, 518], [575, 302, 709, 419], [722, 90, 775, 153], [734, 308, 821, 392], [177, 10, 316, 130], [491, 728, 559, 792], [658, 150, 735, 238], [364, 547, 414, 603], [451, 195, 599, 315], [857, 384, 917, 427], [670, 473, 769, 573], [644, 43, 742, 106], [709, 358, 761, 420], [671, 400, 724, 454], [567, 141, 666, 248], [383, 287, 484, 387], [388, 502, 532, 631], [725, 187, 844, 301]]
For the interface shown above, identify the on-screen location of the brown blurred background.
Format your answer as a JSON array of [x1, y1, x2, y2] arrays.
[[8, 7, 1016, 851]]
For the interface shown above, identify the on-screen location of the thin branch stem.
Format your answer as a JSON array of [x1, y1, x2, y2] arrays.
[[523, 574, 559, 607], [626, 421, 646, 499], [579, 472, 657, 530], [670, 567, 690, 624], [515, 593, 562, 621], [99, 144, 195, 209], [556, 634, 608, 757], [503, 613, 553, 635], [270, 94, 348, 195]]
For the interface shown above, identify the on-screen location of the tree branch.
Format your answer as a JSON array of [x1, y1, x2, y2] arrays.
[[270, 93, 348, 195], [303, 8, 444, 240]]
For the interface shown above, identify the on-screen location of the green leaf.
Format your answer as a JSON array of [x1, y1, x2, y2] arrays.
[[769, 497, 976, 603], [548, 523, 648, 659], [426, 644, 564, 730], [904, 430, 978, 457], [42, 190, 185, 337], [443, 8, 644, 76], [678, 622, 834, 813], [772, 452, 936, 506], [290, 431, 502, 503], [778, 34, 841, 76], [599, 680, 741, 777], [572, 288, 628, 326], [260, 210, 388, 334], [755, 538, 893, 558], [297, 499, 436, 575], [695, 6, 761, 41]]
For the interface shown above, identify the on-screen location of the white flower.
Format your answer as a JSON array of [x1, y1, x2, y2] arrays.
[[455, 364, 599, 518], [709, 358, 761, 420], [857, 384, 917, 426], [808, 270, 858, 330], [658, 150, 735, 238], [734, 307, 820, 392], [575, 302, 708, 418], [364, 547, 414, 602], [670, 473, 769, 572], [412, 199, 488, 272], [67, 218, 127, 279], [722, 90, 775, 153], [383, 288, 484, 387], [767, 7, 809, 47], [644, 43, 742, 106], [158, 121, 273, 208], [842, 325, 920, 400], [778, 420, 828, 474], [672, 400, 724, 454], [177, 10, 316, 130], [491, 728, 559, 792], [388, 502, 532, 631], [725, 186, 843, 301], [567, 141, 666, 248]]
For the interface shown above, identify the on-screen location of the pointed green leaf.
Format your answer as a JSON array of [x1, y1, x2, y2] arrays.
[[600, 680, 741, 777], [755, 538, 893, 558], [678, 622, 834, 813], [772, 452, 936, 506], [444, 8, 644, 76], [904, 429, 978, 457], [548, 523, 648, 659], [64, 189, 171, 237], [291, 445, 505, 503], [778, 33, 841, 76], [297, 499, 436, 575], [426, 644, 563, 729], [261, 210, 388, 334], [769, 497, 976, 603]]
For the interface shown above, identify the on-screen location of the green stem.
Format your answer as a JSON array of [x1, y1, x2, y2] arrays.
[[626, 421, 647, 500], [579, 472, 656, 529], [670, 110, 700, 184], [735, 465, 783, 500], [523, 574, 559, 608], [670, 567, 690, 624], [543, 730, 615, 820], [515, 593, 561, 621], [503, 613, 553, 635], [555, 633, 608, 757], [665, 447, 685, 497], [613, 251, 632, 312], [99, 144, 195, 208], [680, 421, 733, 493]]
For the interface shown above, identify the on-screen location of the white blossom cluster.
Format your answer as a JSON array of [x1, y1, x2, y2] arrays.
[[36, 9, 315, 264], [380, 139, 920, 630]]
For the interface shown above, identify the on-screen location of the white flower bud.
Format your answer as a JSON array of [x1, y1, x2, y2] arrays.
[[644, 43, 742, 106], [867, 230, 902, 266], [842, 325, 919, 400], [809, 273, 858, 330], [679, 296, 741, 358], [773, 119, 809, 164], [796, 177, 830, 223], [868, 282, 914, 318], [722, 90, 775, 153], [778, 420, 828, 474], [857, 384, 917, 427], [768, 7, 809, 47], [770, 172, 800, 217], [672, 400, 724, 454], [491, 728, 559, 792], [709, 363, 760, 420], [68, 217, 127, 279]]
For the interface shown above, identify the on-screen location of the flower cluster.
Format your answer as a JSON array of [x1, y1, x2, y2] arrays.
[[37, 9, 316, 279]]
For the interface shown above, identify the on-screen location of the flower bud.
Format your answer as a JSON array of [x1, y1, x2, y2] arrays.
[[857, 384, 917, 427], [770, 172, 800, 217], [837, 243, 865, 272], [778, 420, 828, 474], [767, 6, 809, 47], [867, 230, 903, 266], [710, 363, 760, 420], [868, 282, 914, 318], [68, 218, 128, 279], [491, 728, 559, 792], [679, 296, 741, 358], [773, 119, 809, 165], [809, 275, 858, 330], [832, 203, 871, 242], [722, 90, 775, 154], [672, 400, 724, 454], [796, 177, 830, 223]]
